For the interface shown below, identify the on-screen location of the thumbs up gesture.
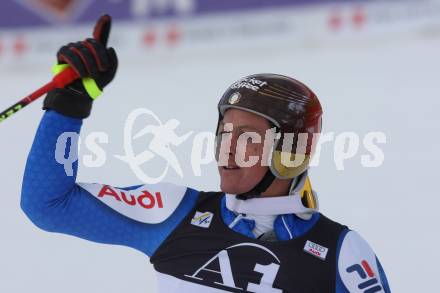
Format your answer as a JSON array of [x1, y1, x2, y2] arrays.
[[44, 15, 119, 119], [56, 14, 118, 95]]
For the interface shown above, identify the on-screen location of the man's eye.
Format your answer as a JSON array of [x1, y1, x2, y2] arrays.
[[241, 132, 259, 142]]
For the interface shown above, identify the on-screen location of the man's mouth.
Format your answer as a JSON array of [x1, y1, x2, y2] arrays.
[[223, 165, 240, 170]]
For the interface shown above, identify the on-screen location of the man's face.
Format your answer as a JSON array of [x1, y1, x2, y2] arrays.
[[217, 108, 273, 194]]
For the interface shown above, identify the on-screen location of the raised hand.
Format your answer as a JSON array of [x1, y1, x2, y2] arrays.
[[43, 15, 118, 119]]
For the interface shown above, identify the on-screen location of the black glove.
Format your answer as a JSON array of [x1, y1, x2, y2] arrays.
[[43, 14, 118, 119]]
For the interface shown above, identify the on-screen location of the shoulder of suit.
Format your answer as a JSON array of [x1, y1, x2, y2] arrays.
[[338, 230, 386, 293]]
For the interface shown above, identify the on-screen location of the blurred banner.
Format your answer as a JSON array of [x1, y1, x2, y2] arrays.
[[0, 0, 370, 28], [0, 0, 439, 64]]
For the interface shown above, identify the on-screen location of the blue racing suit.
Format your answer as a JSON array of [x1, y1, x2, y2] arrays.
[[21, 110, 390, 292]]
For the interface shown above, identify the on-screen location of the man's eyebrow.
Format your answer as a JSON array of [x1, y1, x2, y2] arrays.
[[219, 121, 266, 132], [236, 125, 260, 132]]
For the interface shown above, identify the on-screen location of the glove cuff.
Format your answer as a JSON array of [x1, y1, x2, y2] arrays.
[[43, 87, 93, 119]]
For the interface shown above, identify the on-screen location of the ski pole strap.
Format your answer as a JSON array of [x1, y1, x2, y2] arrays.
[[51, 63, 102, 100], [81, 77, 102, 100], [52, 63, 69, 74]]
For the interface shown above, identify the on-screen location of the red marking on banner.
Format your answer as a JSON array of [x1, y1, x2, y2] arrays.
[[143, 29, 157, 47], [352, 8, 366, 28], [13, 37, 27, 55], [166, 25, 181, 46], [328, 10, 342, 31]]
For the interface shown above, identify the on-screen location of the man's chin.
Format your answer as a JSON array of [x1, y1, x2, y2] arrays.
[[220, 185, 233, 194], [220, 183, 237, 194], [220, 182, 247, 195]]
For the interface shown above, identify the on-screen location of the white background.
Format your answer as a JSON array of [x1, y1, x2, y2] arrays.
[[1, 2, 440, 292]]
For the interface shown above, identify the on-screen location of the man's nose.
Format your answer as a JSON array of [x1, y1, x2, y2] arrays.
[[228, 133, 239, 155]]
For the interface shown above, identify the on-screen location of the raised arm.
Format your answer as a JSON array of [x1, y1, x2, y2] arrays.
[[20, 16, 199, 257]]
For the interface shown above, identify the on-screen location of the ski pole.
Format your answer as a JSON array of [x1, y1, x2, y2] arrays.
[[0, 66, 79, 124]]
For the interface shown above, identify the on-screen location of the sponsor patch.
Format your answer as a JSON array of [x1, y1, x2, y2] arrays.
[[78, 182, 187, 224], [191, 211, 214, 228], [228, 92, 241, 104], [303, 240, 329, 260]]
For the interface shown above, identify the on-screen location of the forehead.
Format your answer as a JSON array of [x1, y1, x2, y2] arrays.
[[220, 108, 271, 130]]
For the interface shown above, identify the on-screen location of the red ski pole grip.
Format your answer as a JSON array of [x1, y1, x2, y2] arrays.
[[52, 67, 80, 89]]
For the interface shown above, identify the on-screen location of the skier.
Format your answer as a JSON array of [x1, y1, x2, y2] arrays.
[[21, 15, 390, 292]]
